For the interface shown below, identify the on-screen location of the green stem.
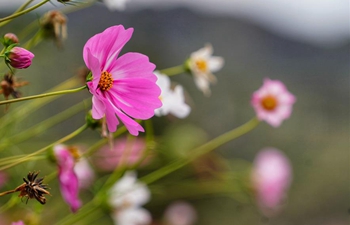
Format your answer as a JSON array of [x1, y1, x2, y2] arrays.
[[141, 117, 260, 184], [0, 86, 86, 106], [0, 0, 50, 23], [0, 0, 35, 27], [0, 124, 88, 170], [159, 65, 186, 76], [55, 200, 98, 225]]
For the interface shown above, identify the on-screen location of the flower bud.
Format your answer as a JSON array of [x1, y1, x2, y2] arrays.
[[6, 47, 34, 69], [3, 33, 19, 46]]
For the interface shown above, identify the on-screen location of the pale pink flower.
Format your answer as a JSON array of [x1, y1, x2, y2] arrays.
[[93, 137, 148, 172], [251, 78, 296, 127], [188, 44, 224, 96], [164, 201, 197, 225], [7, 47, 34, 69], [74, 158, 95, 189], [112, 207, 151, 225], [251, 148, 292, 217], [11, 221, 24, 225], [0, 171, 8, 188], [83, 25, 162, 136], [154, 71, 191, 118], [54, 144, 81, 213]]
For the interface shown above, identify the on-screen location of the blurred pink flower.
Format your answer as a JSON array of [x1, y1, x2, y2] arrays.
[[83, 25, 162, 136], [251, 78, 296, 127], [54, 144, 81, 213], [93, 137, 148, 172], [74, 158, 95, 189], [164, 201, 197, 225], [251, 148, 292, 217], [11, 221, 24, 225], [0, 171, 8, 188], [7, 47, 34, 69]]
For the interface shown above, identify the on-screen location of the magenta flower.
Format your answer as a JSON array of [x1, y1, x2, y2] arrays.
[[54, 144, 81, 213], [83, 25, 162, 136], [7, 47, 34, 69], [251, 148, 292, 217], [251, 78, 296, 127]]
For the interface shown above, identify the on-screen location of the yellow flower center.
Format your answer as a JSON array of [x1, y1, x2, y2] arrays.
[[195, 59, 208, 72], [98, 71, 113, 91], [261, 95, 278, 111]]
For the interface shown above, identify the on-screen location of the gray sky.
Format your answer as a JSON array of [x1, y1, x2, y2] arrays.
[[1, 0, 349, 47]]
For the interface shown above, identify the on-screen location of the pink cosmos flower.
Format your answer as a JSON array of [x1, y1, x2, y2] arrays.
[[7, 47, 34, 69], [83, 25, 162, 136], [164, 201, 197, 225], [251, 148, 292, 217], [54, 144, 82, 213], [11, 221, 24, 225], [251, 78, 296, 127], [92, 137, 149, 172]]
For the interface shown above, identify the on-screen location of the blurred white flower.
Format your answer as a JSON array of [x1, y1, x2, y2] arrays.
[[187, 44, 224, 96], [164, 201, 197, 225], [74, 158, 95, 189], [109, 171, 150, 208], [155, 71, 191, 118], [112, 207, 152, 225], [103, 0, 129, 11]]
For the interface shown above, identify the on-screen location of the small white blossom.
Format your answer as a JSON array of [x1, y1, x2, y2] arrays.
[[103, 0, 129, 11], [74, 158, 95, 189], [188, 44, 224, 96], [109, 171, 150, 208], [112, 207, 152, 225], [154, 71, 191, 118]]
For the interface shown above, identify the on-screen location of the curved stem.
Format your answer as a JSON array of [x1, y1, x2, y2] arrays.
[[0, 0, 50, 23], [159, 65, 186, 76], [0, 86, 87, 106], [0, 0, 34, 27], [0, 124, 88, 170], [141, 117, 260, 184]]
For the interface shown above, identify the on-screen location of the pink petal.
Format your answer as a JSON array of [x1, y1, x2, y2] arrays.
[[109, 52, 157, 82], [105, 105, 120, 133], [83, 25, 133, 71], [92, 96, 105, 119], [115, 110, 145, 136]]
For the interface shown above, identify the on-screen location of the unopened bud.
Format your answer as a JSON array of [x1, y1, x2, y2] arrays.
[[6, 47, 34, 69], [3, 33, 19, 46]]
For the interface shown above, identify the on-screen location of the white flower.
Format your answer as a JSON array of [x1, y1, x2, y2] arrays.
[[103, 0, 129, 11], [112, 207, 151, 225], [188, 43, 224, 96], [109, 171, 150, 208], [164, 201, 197, 225], [154, 71, 191, 118], [74, 158, 95, 189]]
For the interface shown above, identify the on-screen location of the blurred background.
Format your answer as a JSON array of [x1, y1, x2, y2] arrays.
[[0, 0, 349, 224]]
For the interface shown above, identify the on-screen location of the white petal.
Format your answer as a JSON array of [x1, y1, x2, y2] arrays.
[[208, 56, 224, 72]]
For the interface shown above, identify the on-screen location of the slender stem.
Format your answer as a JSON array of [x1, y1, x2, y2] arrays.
[[0, 0, 34, 27], [0, 0, 50, 23], [0, 124, 88, 170], [141, 117, 260, 184], [0, 189, 16, 197], [159, 65, 186, 76], [0, 86, 86, 106]]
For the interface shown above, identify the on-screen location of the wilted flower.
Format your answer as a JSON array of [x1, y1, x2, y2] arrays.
[[11, 221, 24, 225], [0, 73, 29, 100], [74, 158, 95, 189], [186, 44, 224, 96], [164, 201, 197, 225], [40, 10, 67, 47], [54, 144, 81, 212], [83, 25, 162, 135], [112, 207, 151, 225], [103, 0, 130, 11], [6, 47, 34, 69], [251, 148, 292, 217], [3, 33, 19, 46], [154, 71, 191, 118], [93, 137, 148, 172], [251, 78, 296, 127]]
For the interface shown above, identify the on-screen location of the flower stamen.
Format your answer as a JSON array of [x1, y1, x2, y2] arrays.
[[98, 71, 113, 91], [195, 59, 208, 72], [261, 95, 278, 111]]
